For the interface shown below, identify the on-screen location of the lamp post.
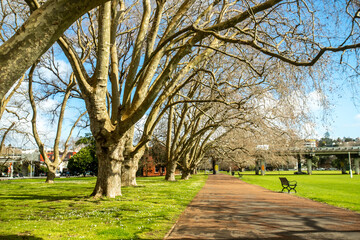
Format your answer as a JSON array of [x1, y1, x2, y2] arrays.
[[348, 152, 353, 179]]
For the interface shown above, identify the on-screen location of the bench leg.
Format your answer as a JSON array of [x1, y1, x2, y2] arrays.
[[286, 187, 294, 193]]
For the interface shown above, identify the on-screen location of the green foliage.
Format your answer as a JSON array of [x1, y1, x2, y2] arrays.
[[39, 165, 48, 173], [0, 175, 207, 239], [241, 173, 360, 213], [331, 156, 349, 171], [318, 138, 333, 147], [68, 147, 97, 176], [324, 132, 330, 139], [343, 137, 354, 142], [311, 156, 319, 163], [68, 134, 97, 176], [75, 133, 96, 146], [0, 164, 7, 174], [318, 132, 333, 147]]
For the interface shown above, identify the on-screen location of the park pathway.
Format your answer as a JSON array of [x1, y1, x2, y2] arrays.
[[164, 174, 360, 239]]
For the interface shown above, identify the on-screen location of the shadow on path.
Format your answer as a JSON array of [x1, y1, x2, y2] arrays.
[[165, 174, 360, 240]]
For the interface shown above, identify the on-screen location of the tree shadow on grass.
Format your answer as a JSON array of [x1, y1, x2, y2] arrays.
[[0, 235, 43, 240], [0, 193, 85, 201]]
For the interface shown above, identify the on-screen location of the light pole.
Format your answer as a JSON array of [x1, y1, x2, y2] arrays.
[[348, 152, 353, 179]]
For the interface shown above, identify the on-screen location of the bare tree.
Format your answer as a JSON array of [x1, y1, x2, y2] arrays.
[[0, 79, 29, 153], [0, 1, 31, 150], [209, 94, 308, 172], [28, 62, 86, 183]]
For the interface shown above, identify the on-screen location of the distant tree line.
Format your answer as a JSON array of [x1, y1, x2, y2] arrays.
[[318, 132, 360, 147]]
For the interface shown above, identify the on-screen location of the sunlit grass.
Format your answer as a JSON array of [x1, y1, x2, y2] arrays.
[[224, 170, 344, 175], [238, 172, 360, 213], [0, 175, 208, 239]]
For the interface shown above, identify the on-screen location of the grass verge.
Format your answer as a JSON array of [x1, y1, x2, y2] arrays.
[[0, 174, 208, 240], [239, 172, 360, 213]]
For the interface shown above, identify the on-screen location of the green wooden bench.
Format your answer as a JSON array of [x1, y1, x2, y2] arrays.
[[279, 177, 297, 193]]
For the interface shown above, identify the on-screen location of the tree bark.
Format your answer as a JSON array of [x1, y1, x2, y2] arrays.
[[340, 159, 347, 174], [355, 158, 360, 175], [122, 146, 146, 187], [181, 170, 191, 180], [91, 138, 125, 198], [255, 160, 260, 175], [307, 158, 312, 175], [45, 165, 56, 183], [121, 156, 137, 186], [165, 160, 177, 181]]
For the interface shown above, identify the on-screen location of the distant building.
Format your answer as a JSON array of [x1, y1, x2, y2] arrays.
[[139, 150, 181, 177], [304, 139, 316, 148], [39, 151, 76, 173], [140, 152, 166, 177]]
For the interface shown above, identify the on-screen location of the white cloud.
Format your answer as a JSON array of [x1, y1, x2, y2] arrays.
[[57, 60, 72, 77], [38, 59, 71, 80], [306, 91, 323, 112], [39, 98, 60, 112]]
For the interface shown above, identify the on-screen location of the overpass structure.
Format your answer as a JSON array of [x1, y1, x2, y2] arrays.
[[257, 146, 360, 176], [287, 146, 360, 156]]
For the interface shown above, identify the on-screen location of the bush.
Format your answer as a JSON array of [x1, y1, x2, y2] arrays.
[[68, 134, 97, 176]]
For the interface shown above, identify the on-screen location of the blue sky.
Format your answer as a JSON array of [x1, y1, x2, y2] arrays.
[[314, 87, 360, 140], [327, 93, 360, 139]]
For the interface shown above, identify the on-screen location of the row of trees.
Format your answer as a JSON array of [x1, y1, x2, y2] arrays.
[[318, 132, 360, 147], [1, 0, 360, 198]]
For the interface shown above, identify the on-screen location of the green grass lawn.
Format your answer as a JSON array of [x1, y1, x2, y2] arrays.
[[238, 171, 360, 213], [0, 175, 207, 240]]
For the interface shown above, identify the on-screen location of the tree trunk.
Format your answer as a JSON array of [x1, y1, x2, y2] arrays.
[[91, 139, 125, 198], [260, 159, 266, 176], [121, 156, 138, 187], [297, 156, 302, 173], [122, 145, 145, 187], [355, 158, 360, 175], [181, 170, 191, 180], [307, 158, 312, 175], [45, 164, 56, 183], [340, 160, 347, 174], [165, 160, 177, 181], [255, 161, 260, 175]]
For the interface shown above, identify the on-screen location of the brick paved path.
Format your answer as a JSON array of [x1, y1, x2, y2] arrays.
[[164, 174, 360, 239]]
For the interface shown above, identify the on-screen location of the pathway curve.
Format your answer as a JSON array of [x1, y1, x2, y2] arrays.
[[164, 174, 360, 239]]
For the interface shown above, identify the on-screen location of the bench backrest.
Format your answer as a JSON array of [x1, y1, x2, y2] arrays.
[[279, 177, 289, 185]]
